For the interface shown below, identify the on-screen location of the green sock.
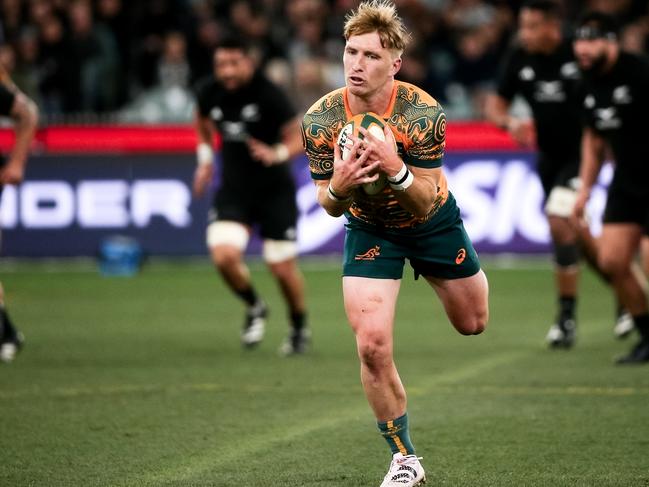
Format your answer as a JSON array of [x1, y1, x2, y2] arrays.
[[377, 412, 415, 456]]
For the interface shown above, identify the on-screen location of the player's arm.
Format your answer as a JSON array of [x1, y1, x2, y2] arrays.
[[484, 93, 535, 147], [314, 137, 379, 218], [247, 116, 303, 167], [193, 109, 216, 198], [360, 125, 439, 219], [2, 92, 38, 185], [573, 127, 606, 221]]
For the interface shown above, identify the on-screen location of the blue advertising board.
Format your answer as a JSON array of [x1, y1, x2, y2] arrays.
[[0, 152, 612, 257]]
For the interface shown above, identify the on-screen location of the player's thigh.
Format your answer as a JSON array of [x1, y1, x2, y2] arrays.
[[600, 186, 647, 270], [343, 276, 401, 339], [425, 270, 489, 335], [598, 223, 643, 272]]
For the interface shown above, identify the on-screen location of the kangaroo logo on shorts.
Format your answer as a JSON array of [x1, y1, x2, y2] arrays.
[[455, 248, 466, 265], [355, 245, 381, 261]]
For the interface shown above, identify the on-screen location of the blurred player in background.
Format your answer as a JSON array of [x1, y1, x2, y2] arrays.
[[573, 12, 649, 363], [0, 66, 38, 363], [302, 2, 488, 485], [192, 37, 309, 355], [485, 0, 631, 348]]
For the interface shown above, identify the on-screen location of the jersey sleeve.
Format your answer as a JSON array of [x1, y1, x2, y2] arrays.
[[402, 101, 446, 169], [495, 48, 520, 101], [301, 91, 346, 180], [0, 84, 16, 117]]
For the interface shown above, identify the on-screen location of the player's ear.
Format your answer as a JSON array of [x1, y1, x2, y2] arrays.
[[390, 55, 402, 76]]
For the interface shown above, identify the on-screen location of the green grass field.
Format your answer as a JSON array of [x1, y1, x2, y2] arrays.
[[1, 257, 648, 486]]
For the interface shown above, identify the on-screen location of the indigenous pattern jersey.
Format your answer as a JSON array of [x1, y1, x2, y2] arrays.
[[194, 72, 296, 192], [581, 52, 649, 196], [302, 80, 448, 229], [496, 41, 582, 161]]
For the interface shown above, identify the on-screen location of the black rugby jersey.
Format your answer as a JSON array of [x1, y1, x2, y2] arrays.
[[0, 85, 15, 117], [194, 72, 296, 190], [581, 52, 649, 195], [497, 41, 582, 161]]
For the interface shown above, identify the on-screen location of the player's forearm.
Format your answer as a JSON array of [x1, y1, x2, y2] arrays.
[[279, 118, 304, 160], [8, 95, 38, 169], [578, 129, 605, 195], [387, 164, 438, 219], [316, 181, 351, 217], [485, 94, 512, 130], [392, 177, 437, 218]]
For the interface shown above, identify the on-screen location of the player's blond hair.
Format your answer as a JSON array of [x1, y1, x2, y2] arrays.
[[344, 1, 411, 54]]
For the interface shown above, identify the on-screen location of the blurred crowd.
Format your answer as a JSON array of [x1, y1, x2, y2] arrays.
[[1, 0, 649, 123]]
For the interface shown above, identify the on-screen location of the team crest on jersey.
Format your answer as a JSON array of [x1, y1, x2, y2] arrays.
[[210, 106, 223, 121], [534, 81, 565, 102], [594, 107, 621, 130], [241, 104, 260, 121], [613, 85, 632, 104], [560, 62, 579, 79], [519, 66, 535, 81]]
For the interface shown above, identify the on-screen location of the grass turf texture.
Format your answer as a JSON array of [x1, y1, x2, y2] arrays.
[[1, 258, 648, 486]]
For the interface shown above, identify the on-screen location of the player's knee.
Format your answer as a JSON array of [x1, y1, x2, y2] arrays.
[[554, 243, 579, 269], [211, 246, 241, 271], [454, 308, 488, 336], [356, 331, 391, 369], [598, 253, 628, 278]]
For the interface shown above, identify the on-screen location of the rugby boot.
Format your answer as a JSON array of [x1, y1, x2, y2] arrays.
[[613, 311, 634, 339], [546, 316, 576, 348], [380, 452, 426, 487], [616, 339, 649, 364], [0, 331, 24, 363], [241, 301, 267, 348], [278, 327, 311, 356]]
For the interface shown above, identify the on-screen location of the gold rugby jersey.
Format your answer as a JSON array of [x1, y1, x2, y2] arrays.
[[302, 80, 448, 229]]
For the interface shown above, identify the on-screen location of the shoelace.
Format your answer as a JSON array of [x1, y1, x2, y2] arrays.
[[386, 456, 423, 481]]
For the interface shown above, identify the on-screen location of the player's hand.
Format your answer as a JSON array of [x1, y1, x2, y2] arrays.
[[330, 135, 380, 197], [192, 163, 213, 198], [572, 189, 589, 224], [507, 118, 536, 148], [0, 160, 25, 185], [358, 125, 401, 177], [247, 137, 277, 166]]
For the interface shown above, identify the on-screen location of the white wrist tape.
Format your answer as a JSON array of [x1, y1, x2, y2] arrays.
[[388, 164, 414, 191], [387, 163, 408, 183], [197, 142, 214, 166], [273, 143, 290, 163], [327, 183, 351, 202]]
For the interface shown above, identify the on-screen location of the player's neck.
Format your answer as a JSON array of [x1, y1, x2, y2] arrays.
[[347, 80, 395, 117]]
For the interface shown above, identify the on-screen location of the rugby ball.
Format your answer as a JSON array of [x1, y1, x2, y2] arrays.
[[336, 112, 390, 195]]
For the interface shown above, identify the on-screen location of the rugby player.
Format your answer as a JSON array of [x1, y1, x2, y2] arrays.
[[193, 37, 309, 355], [0, 66, 38, 363], [485, 0, 631, 347], [302, 2, 488, 485], [573, 11, 649, 363]]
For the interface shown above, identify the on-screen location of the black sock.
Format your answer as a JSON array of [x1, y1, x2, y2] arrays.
[[558, 296, 576, 320], [616, 302, 626, 319], [235, 287, 260, 307], [290, 311, 306, 331], [0, 307, 18, 341], [633, 313, 649, 340]]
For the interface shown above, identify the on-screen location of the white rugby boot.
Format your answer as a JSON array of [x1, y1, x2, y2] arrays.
[[241, 301, 267, 348], [614, 312, 634, 339], [380, 452, 426, 487]]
